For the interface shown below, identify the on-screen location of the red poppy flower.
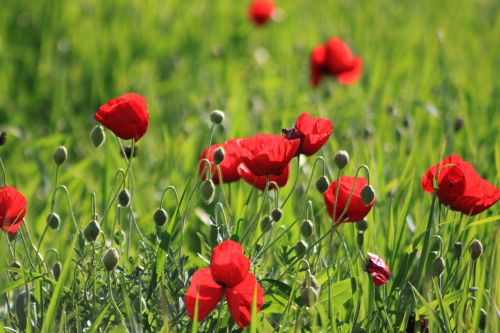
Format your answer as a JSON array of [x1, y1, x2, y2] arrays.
[[185, 240, 264, 328], [248, 0, 276, 26], [310, 37, 362, 87], [199, 140, 243, 184], [237, 163, 289, 191], [421, 155, 500, 215], [237, 134, 300, 176], [323, 176, 374, 223], [0, 186, 27, 234], [282, 113, 333, 156], [95, 93, 149, 141], [364, 252, 391, 286]]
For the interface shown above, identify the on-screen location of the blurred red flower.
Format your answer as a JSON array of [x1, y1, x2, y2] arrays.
[[421, 155, 500, 215], [185, 240, 264, 328], [248, 0, 276, 26], [0, 186, 27, 234], [237, 134, 300, 176], [282, 113, 333, 156], [199, 140, 242, 184], [310, 37, 362, 87], [95, 93, 149, 141], [323, 176, 374, 223], [365, 252, 391, 286], [238, 163, 289, 191]]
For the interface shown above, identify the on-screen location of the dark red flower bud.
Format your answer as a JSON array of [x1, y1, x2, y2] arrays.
[[364, 252, 391, 286]]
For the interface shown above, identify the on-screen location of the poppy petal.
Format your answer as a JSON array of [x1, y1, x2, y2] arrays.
[[184, 268, 224, 323], [225, 272, 264, 328], [337, 57, 363, 85], [237, 163, 289, 191], [210, 240, 251, 288], [0, 186, 27, 234]]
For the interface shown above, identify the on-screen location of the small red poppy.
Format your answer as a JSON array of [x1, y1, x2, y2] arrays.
[[282, 113, 333, 156], [364, 252, 391, 286], [237, 134, 300, 176], [237, 163, 289, 191], [0, 186, 27, 234], [421, 155, 500, 215], [323, 176, 374, 223], [199, 140, 242, 184], [95, 93, 149, 141], [310, 37, 362, 87], [185, 240, 264, 328], [248, 0, 276, 26]]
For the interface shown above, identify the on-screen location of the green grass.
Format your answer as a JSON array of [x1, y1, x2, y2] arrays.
[[1, 0, 499, 331]]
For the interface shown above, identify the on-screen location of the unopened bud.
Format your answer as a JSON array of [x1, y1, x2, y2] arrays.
[[295, 240, 308, 258], [103, 248, 119, 271], [361, 185, 375, 205], [271, 208, 282, 222], [11, 261, 21, 269], [118, 189, 131, 207], [90, 125, 106, 148], [316, 176, 329, 193], [47, 212, 61, 230], [114, 230, 126, 245], [469, 239, 483, 260], [209, 110, 225, 125], [153, 208, 168, 227], [454, 242, 463, 260], [260, 216, 273, 233], [356, 219, 368, 231], [479, 308, 487, 330], [53, 145, 68, 165], [357, 232, 364, 248], [84, 220, 101, 242], [301, 286, 318, 307], [300, 220, 314, 238], [200, 180, 215, 204], [213, 147, 225, 165], [454, 117, 464, 132], [53, 261, 62, 281], [334, 150, 349, 169], [302, 273, 319, 290], [432, 257, 445, 277], [0, 132, 6, 146]]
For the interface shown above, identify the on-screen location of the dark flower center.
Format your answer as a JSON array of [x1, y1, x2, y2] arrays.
[[215, 280, 226, 288]]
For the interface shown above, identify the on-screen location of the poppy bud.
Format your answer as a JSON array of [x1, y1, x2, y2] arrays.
[[16, 291, 35, 330], [334, 150, 349, 169], [118, 189, 131, 207], [295, 240, 308, 258], [454, 116, 464, 132], [301, 286, 318, 307], [153, 208, 168, 227], [260, 215, 273, 233], [479, 308, 487, 330], [315, 176, 329, 193], [121, 146, 138, 159], [357, 231, 364, 248], [454, 242, 463, 260], [356, 219, 368, 231], [90, 125, 106, 148], [209, 224, 219, 245], [302, 272, 319, 290], [300, 219, 314, 238], [8, 232, 18, 242], [469, 239, 483, 260], [403, 115, 412, 128], [213, 147, 225, 165], [46, 212, 61, 230], [103, 247, 119, 271], [271, 208, 282, 222], [9, 261, 21, 279], [53, 145, 68, 165], [84, 220, 101, 242], [432, 257, 445, 277], [114, 230, 126, 245], [200, 180, 215, 204], [52, 261, 62, 281], [209, 110, 225, 125], [361, 185, 375, 205], [0, 131, 6, 146]]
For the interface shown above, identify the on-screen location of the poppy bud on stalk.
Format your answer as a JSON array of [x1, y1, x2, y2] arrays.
[[9, 261, 21, 279], [432, 257, 445, 277], [361, 185, 375, 205], [103, 247, 119, 271], [295, 240, 308, 258], [479, 308, 487, 330], [300, 219, 314, 238], [301, 286, 318, 307], [118, 189, 131, 207], [260, 215, 273, 233], [0, 131, 6, 146], [52, 261, 62, 281], [212, 147, 225, 165], [200, 180, 216, 204], [84, 220, 101, 242], [271, 208, 282, 222], [153, 208, 168, 227], [90, 125, 106, 148], [209, 110, 225, 125], [469, 239, 483, 260], [53, 145, 68, 165], [46, 212, 61, 230], [316, 176, 329, 193], [454, 242, 463, 260], [334, 150, 349, 169]]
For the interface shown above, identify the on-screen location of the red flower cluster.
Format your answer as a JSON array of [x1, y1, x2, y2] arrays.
[[282, 113, 333, 156], [95, 93, 149, 141], [365, 253, 391, 286], [421, 155, 500, 215], [324, 176, 374, 223], [248, 0, 276, 26], [185, 240, 264, 328], [0, 186, 27, 234], [310, 37, 363, 87]]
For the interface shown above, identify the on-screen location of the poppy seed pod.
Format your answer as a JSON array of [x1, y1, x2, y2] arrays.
[[271, 208, 282, 222], [209, 110, 225, 125], [356, 219, 368, 231], [301, 286, 318, 307], [83, 220, 101, 242], [260, 215, 273, 233], [316, 176, 329, 193], [432, 257, 445, 277], [53, 145, 68, 165], [469, 239, 483, 260], [454, 242, 463, 260], [361, 185, 375, 205], [46, 212, 61, 230], [300, 219, 314, 238], [0, 131, 6, 146], [200, 180, 216, 204], [52, 261, 62, 281], [90, 125, 106, 148], [103, 247, 119, 271], [118, 189, 131, 207], [295, 240, 308, 258], [334, 150, 349, 169], [212, 147, 225, 165], [153, 208, 168, 227]]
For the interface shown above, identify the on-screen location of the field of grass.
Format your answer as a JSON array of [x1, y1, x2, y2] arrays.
[[1, 0, 499, 332]]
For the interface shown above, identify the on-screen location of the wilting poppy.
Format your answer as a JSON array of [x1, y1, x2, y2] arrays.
[[185, 240, 264, 328], [282, 113, 333, 156], [248, 0, 276, 26], [364, 252, 391, 286], [421, 155, 500, 215], [237, 163, 289, 191], [0, 186, 27, 234], [323, 176, 374, 223], [95, 93, 149, 141], [237, 134, 300, 176], [199, 140, 243, 184], [310, 37, 362, 87]]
